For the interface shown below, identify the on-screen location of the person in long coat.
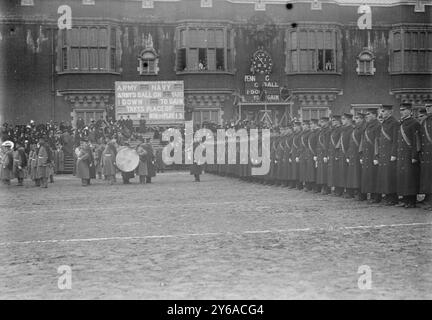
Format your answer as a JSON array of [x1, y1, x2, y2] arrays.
[[346, 113, 366, 199], [282, 127, 293, 187], [419, 103, 432, 210], [13, 141, 27, 186], [291, 121, 303, 189], [76, 140, 91, 186], [375, 105, 399, 205], [1, 141, 14, 185], [336, 113, 354, 197], [299, 121, 311, 189], [305, 119, 319, 192], [143, 141, 156, 183], [395, 103, 421, 208], [316, 117, 331, 194], [102, 139, 117, 184], [28, 144, 39, 186], [190, 141, 203, 182], [360, 108, 382, 203], [327, 115, 343, 195], [36, 137, 50, 188], [136, 142, 149, 184]]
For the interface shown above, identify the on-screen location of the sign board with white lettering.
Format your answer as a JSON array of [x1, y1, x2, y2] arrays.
[[115, 81, 185, 124], [244, 74, 280, 102]]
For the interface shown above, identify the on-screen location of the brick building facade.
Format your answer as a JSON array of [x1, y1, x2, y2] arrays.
[[0, 0, 431, 127]]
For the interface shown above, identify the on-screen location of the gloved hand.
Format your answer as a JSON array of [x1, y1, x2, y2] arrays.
[[390, 156, 397, 162], [373, 160, 378, 165]]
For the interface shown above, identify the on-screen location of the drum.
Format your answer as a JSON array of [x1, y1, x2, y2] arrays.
[[115, 147, 139, 172]]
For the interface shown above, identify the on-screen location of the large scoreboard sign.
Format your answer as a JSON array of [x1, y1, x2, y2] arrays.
[[115, 81, 184, 124], [244, 75, 280, 103]]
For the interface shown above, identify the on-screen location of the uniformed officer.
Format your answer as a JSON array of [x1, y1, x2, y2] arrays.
[[291, 121, 303, 189], [337, 113, 354, 198], [375, 105, 399, 205], [316, 117, 331, 194], [327, 115, 343, 196], [346, 112, 366, 199], [305, 119, 319, 192], [299, 120, 311, 191], [419, 102, 432, 210], [395, 102, 421, 208], [360, 108, 381, 203]]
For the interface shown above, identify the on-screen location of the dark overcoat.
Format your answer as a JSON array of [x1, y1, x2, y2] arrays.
[[396, 117, 421, 196], [360, 119, 381, 194], [419, 115, 432, 194], [346, 123, 365, 189], [376, 116, 399, 194]]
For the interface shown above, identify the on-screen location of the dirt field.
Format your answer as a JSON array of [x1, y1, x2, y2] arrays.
[[0, 171, 431, 299]]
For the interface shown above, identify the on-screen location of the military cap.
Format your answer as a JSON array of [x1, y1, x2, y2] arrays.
[[342, 113, 353, 119], [417, 107, 427, 114], [381, 104, 393, 110], [320, 116, 330, 121], [302, 120, 310, 124], [356, 112, 367, 119], [310, 118, 319, 124], [366, 108, 378, 115], [1, 140, 14, 148], [400, 102, 413, 110], [294, 120, 302, 125]]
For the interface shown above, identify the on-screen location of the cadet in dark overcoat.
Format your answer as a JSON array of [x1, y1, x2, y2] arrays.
[[327, 115, 343, 195], [299, 120, 311, 189], [316, 117, 331, 194], [336, 113, 354, 197], [395, 103, 421, 208], [291, 121, 303, 189], [360, 109, 381, 202], [375, 105, 399, 205], [346, 113, 366, 199], [419, 103, 432, 209]]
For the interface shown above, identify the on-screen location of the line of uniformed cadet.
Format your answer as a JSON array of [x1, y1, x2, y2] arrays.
[[206, 102, 432, 210]]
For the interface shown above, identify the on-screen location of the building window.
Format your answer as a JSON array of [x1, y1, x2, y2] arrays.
[[21, 0, 34, 6], [176, 26, 233, 72], [301, 107, 329, 121], [286, 27, 340, 73], [390, 29, 432, 73], [356, 49, 376, 75], [138, 50, 159, 75], [192, 109, 220, 125], [201, 0, 212, 7], [61, 26, 117, 73]]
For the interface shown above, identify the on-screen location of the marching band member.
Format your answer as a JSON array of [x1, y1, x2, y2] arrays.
[[76, 138, 92, 186], [136, 139, 149, 184], [13, 140, 27, 186], [36, 136, 50, 188], [1, 141, 14, 185], [102, 139, 117, 185]]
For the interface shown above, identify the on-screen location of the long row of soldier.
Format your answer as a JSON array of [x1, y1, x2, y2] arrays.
[[207, 102, 432, 210]]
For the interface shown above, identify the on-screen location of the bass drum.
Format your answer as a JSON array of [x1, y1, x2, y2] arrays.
[[115, 147, 139, 172]]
